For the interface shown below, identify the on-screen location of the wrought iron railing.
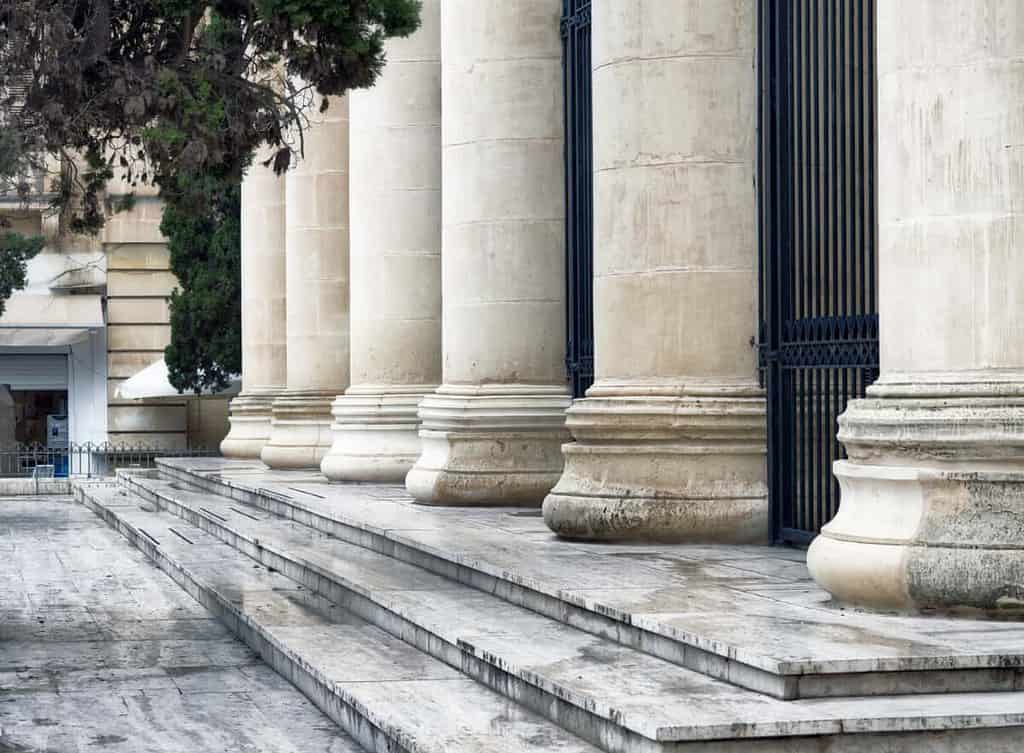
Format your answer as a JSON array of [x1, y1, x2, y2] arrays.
[[758, 0, 879, 545], [0, 442, 219, 479]]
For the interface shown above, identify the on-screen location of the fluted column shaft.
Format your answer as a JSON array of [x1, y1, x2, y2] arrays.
[[405, 0, 571, 506], [220, 147, 287, 459], [808, 1, 1024, 612], [321, 1, 442, 483], [543, 1, 767, 542], [261, 96, 351, 470]]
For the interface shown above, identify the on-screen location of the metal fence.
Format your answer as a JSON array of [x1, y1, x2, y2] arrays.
[[561, 0, 594, 399], [0, 442, 219, 479], [758, 0, 879, 545]]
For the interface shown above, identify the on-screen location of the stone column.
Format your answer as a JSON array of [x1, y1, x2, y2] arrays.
[[405, 0, 571, 506], [220, 148, 287, 459], [808, 1, 1024, 612], [261, 97, 350, 470], [543, 1, 767, 542], [321, 1, 442, 483]]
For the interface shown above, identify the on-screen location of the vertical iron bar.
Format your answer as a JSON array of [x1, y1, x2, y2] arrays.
[[824, 0, 833, 322], [866, 0, 876, 318], [830, 0, 839, 321], [794, 0, 803, 323], [856, 0, 866, 317], [838, 0, 848, 321], [812, 0, 821, 322], [803, 0, 813, 322]]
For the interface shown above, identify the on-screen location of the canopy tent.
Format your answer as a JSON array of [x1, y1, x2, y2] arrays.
[[115, 357, 240, 400]]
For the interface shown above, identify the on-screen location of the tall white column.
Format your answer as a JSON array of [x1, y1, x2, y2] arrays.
[[220, 149, 287, 459], [543, 1, 767, 542], [321, 1, 441, 483], [261, 97, 350, 470], [405, 0, 571, 506], [808, 1, 1024, 612]]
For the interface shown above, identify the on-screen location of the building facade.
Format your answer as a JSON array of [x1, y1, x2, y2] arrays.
[[222, 0, 1024, 614], [0, 174, 231, 450]]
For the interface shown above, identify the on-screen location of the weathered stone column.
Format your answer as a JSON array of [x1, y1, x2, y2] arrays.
[[405, 0, 570, 506], [321, 1, 441, 483], [261, 97, 350, 470], [808, 1, 1024, 612], [543, 1, 767, 542], [220, 148, 287, 459]]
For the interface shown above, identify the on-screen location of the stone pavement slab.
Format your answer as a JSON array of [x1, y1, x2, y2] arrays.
[[0, 494, 360, 752], [78, 482, 604, 753], [110, 469, 1024, 746], [79, 480, 1024, 751]]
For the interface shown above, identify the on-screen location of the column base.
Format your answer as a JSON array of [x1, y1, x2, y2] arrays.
[[807, 372, 1024, 614], [320, 384, 435, 483], [220, 390, 279, 460], [405, 384, 571, 506], [542, 379, 768, 543], [259, 389, 337, 470]]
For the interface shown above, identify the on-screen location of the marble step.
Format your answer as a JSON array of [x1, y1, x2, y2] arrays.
[[75, 482, 602, 753], [155, 458, 1024, 701], [107, 472, 1024, 753]]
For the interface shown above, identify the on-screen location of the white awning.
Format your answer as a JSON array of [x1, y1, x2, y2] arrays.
[[115, 357, 240, 400], [0, 294, 104, 346]]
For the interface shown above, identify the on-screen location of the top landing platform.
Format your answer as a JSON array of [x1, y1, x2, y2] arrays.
[[155, 456, 1024, 700]]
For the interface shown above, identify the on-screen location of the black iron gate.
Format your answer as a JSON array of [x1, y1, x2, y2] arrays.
[[758, 0, 879, 545], [562, 0, 593, 399]]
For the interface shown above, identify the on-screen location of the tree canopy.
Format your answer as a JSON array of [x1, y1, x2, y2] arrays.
[[161, 167, 241, 393], [0, 231, 43, 318], [1, 0, 421, 219], [0, 0, 421, 392]]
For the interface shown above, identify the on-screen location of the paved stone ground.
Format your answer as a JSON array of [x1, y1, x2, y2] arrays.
[[0, 492, 358, 752]]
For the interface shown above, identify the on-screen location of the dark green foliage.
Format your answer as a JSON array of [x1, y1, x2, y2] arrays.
[[0, 232, 43, 318], [0, 0, 421, 393], [0, 0, 422, 216], [161, 170, 241, 394]]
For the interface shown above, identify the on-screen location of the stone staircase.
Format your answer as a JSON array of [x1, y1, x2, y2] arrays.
[[71, 460, 1024, 753]]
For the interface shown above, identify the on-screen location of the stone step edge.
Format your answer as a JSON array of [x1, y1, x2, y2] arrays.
[[154, 461, 1024, 701], [153, 460, 803, 700], [75, 483, 575, 753], [74, 485, 432, 753], [106, 475, 1024, 749], [121, 471, 757, 745]]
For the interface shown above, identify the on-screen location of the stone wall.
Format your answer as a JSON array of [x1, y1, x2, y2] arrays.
[[104, 196, 229, 450]]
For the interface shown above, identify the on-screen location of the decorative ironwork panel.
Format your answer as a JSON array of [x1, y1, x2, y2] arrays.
[[758, 0, 879, 545], [562, 0, 593, 398]]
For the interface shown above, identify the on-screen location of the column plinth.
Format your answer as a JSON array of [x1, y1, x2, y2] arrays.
[[219, 390, 277, 459], [259, 389, 337, 470], [321, 385, 435, 483], [406, 385, 571, 506], [544, 380, 767, 542], [809, 373, 1024, 612]]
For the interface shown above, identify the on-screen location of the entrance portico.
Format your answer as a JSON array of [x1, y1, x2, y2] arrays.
[[222, 0, 1024, 615]]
